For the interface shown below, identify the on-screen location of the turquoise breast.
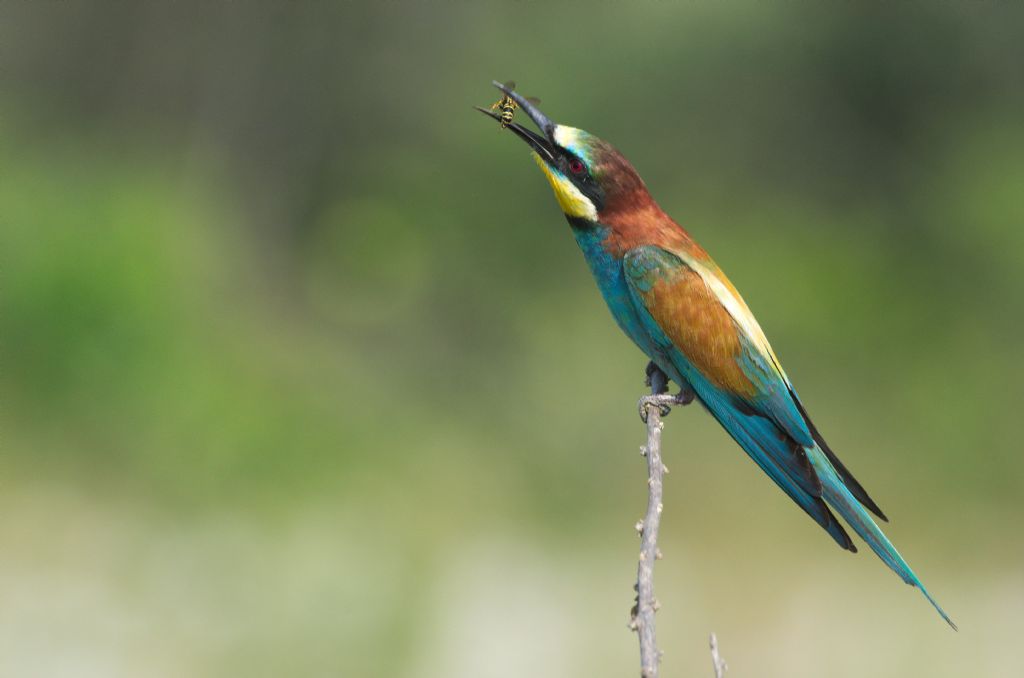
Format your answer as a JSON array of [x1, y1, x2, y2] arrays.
[[569, 220, 678, 381]]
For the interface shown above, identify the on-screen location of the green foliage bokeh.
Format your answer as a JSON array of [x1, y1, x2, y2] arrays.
[[1, 2, 1021, 676]]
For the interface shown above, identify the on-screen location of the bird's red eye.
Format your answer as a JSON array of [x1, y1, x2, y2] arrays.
[[569, 159, 585, 174]]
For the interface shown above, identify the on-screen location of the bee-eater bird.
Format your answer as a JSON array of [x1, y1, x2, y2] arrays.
[[477, 81, 954, 629]]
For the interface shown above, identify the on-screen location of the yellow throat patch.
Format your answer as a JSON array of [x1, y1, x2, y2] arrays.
[[532, 152, 597, 220]]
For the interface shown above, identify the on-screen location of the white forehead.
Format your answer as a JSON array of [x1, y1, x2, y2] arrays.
[[553, 126, 588, 158]]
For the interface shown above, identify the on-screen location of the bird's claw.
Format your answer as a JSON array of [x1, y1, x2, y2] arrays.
[[640, 361, 694, 422], [638, 391, 693, 423], [638, 396, 671, 422]]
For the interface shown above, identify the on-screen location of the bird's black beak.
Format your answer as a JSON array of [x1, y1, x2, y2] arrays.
[[475, 80, 557, 163]]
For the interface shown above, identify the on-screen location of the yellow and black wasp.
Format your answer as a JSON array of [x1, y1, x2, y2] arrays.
[[489, 81, 541, 129]]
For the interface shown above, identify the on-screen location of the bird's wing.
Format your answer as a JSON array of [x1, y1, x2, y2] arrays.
[[623, 244, 808, 439], [623, 244, 859, 549], [653, 243, 888, 520], [622, 244, 956, 626]]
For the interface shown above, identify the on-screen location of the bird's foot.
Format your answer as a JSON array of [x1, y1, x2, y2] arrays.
[[644, 361, 669, 394], [638, 391, 694, 423], [639, 362, 695, 422]]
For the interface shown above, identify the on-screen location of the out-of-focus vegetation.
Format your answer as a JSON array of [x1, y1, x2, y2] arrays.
[[1, 2, 1022, 676]]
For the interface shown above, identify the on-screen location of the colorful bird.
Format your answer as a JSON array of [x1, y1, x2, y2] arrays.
[[477, 81, 955, 629]]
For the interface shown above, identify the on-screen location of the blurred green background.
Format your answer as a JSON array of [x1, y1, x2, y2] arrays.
[[2, 1, 1022, 676]]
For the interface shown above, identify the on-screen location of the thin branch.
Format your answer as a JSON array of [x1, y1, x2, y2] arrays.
[[631, 364, 725, 677], [631, 365, 687, 677], [710, 633, 728, 678]]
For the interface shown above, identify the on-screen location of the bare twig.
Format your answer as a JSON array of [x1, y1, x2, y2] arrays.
[[710, 633, 728, 677], [632, 364, 726, 677], [630, 365, 689, 677]]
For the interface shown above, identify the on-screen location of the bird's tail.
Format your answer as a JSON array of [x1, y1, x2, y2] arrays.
[[808, 445, 957, 630]]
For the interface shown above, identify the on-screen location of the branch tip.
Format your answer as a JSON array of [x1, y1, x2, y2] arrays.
[[710, 633, 728, 678]]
